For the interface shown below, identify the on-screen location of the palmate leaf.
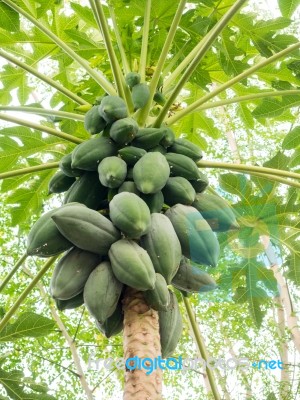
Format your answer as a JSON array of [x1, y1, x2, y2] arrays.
[[278, 0, 300, 18]]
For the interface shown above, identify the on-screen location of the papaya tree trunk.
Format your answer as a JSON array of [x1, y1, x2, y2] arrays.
[[122, 287, 163, 400]]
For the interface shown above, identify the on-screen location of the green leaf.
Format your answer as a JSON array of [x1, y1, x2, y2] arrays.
[[219, 173, 252, 199], [282, 126, 300, 149], [278, 0, 300, 17], [252, 98, 285, 119], [0, 2, 20, 32]]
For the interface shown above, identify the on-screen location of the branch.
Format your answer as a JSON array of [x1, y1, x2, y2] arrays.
[[0, 253, 27, 293], [0, 113, 84, 144], [0, 162, 59, 180], [139, 0, 151, 82], [0, 106, 85, 121], [1, 0, 116, 96]]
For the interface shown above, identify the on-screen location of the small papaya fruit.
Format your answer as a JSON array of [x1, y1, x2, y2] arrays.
[[98, 156, 127, 189], [84, 105, 107, 134], [109, 117, 139, 145], [48, 171, 76, 194], [125, 72, 141, 88], [98, 95, 128, 123], [132, 83, 150, 110]]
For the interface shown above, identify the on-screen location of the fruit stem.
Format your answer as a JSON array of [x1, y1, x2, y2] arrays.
[[139, 0, 152, 82], [0, 253, 28, 293], [1, 0, 116, 96], [0, 162, 60, 180], [0, 113, 84, 144], [0, 106, 85, 121], [0, 256, 58, 333], [182, 295, 221, 400]]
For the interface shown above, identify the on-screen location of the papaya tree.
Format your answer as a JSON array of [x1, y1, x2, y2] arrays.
[[1, 0, 300, 399]]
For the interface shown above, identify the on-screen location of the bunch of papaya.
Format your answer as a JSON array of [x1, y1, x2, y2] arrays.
[[28, 89, 239, 356]]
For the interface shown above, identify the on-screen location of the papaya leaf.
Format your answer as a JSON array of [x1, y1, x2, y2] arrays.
[[278, 0, 300, 18], [282, 126, 300, 149]]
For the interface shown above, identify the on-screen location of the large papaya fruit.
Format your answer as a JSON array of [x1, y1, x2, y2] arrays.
[[140, 191, 164, 213], [109, 117, 139, 145], [162, 177, 196, 206], [159, 290, 183, 358], [165, 204, 220, 267], [59, 153, 84, 177], [55, 291, 84, 311], [95, 302, 123, 338], [98, 156, 127, 189], [125, 72, 141, 88], [98, 95, 128, 123], [144, 273, 170, 311], [133, 152, 170, 194], [84, 105, 107, 134], [64, 172, 108, 210], [165, 153, 200, 180], [109, 239, 156, 291], [131, 83, 150, 110], [83, 261, 123, 324], [140, 213, 181, 283], [71, 136, 118, 171], [172, 257, 217, 293], [50, 247, 101, 300], [131, 127, 166, 150], [51, 204, 121, 255], [48, 171, 76, 194], [118, 146, 146, 166], [192, 192, 239, 232], [168, 138, 203, 161], [109, 192, 151, 238]]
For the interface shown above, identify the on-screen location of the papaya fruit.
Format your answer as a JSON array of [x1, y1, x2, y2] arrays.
[[83, 261, 123, 324], [140, 213, 181, 283], [131, 127, 166, 150], [132, 83, 150, 110], [140, 191, 164, 213], [64, 172, 108, 210], [148, 145, 167, 154], [50, 247, 101, 300], [51, 204, 121, 255], [190, 170, 209, 193], [162, 177, 196, 206], [144, 273, 170, 311], [159, 290, 183, 358], [98, 156, 127, 189], [48, 171, 76, 194], [95, 302, 123, 338], [55, 291, 84, 311], [59, 153, 84, 177], [84, 105, 107, 134], [118, 146, 146, 166], [165, 204, 220, 267], [168, 138, 203, 161], [160, 127, 175, 148], [27, 205, 82, 257], [165, 153, 200, 180], [98, 95, 128, 123], [172, 257, 217, 293], [192, 192, 239, 232], [109, 117, 139, 145], [71, 136, 118, 171], [153, 91, 166, 106], [133, 152, 170, 194], [118, 181, 140, 195], [109, 239, 156, 291], [109, 192, 151, 238], [125, 72, 141, 88]]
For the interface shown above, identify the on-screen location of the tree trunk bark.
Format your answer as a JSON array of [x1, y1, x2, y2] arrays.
[[122, 287, 163, 400]]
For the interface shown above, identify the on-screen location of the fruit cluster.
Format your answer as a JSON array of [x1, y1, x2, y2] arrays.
[[27, 90, 239, 357]]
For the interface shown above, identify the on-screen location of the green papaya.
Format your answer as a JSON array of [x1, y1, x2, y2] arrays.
[[192, 192, 239, 232], [148, 145, 167, 154], [84, 261, 123, 324], [48, 171, 76, 194], [162, 177, 196, 206], [118, 181, 140, 195], [159, 290, 183, 358], [190, 170, 209, 193], [109, 192, 151, 238], [27, 204, 83, 257], [132, 83, 150, 110], [51, 204, 121, 255], [144, 273, 170, 311], [64, 172, 108, 210], [165, 153, 200, 180], [172, 257, 217, 293], [140, 191, 164, 213], [160, 127, 175, 148], [59, 153, 84, 177], [165, 204, 220, 267], [131, 128, 166, 150], [140, 213, 181, 283], [71, 136, 118, 171], [50, 247, 101, 300], [55, 291, 84, 311], [125, 72, 141, 88], [168, 138, 203, 161], [153, 91, 166, 106], [95, 302, 123, 338], [98, 95, 128, 123], [84, 105, 107, 134], [118, 146, 146, 166], [109, 239, 156, 291], [98, 156, 127, 189], [109, 117, 139, 145], [133, 152, 170, 194]]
